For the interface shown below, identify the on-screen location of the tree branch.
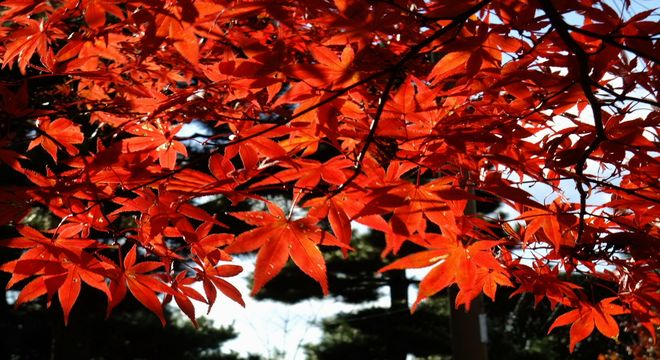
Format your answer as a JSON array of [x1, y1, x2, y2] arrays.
[[566, 24, 660, 64], [539, 0, 609, 245], [335, 0, 492, 194]]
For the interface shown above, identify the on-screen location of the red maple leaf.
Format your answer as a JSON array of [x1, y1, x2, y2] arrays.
[[0, 226, 111, 324], [192, 256, 245, 314], [121, 122, 187, 170], [106, 245, 172, 325], [28, 117, 84, 163], [286, 45, 358, 89], [2, 17, 55, 74], [380, 233, 509, 310], [81, 0, 124, 30], [548, 297, 627, 352], [226, 202, 348, 295], [165, 271, 207, 327]]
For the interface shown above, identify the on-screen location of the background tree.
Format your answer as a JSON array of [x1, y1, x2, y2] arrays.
[[0, 280, 255, 360], [1, 0, 658, 356]]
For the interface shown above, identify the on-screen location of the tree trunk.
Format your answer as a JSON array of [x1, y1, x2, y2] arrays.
[[449, 287, 489, 360], [388, 269, 409, 310], [387, 269, 410, 360]]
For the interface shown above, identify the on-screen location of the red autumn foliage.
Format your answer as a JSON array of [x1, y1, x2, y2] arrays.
[[0, 0, 658, 353]]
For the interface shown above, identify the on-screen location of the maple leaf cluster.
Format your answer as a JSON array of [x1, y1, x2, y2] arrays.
[[0, 0, 658, 352]]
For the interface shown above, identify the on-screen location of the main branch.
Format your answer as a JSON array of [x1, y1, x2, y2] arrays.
[[538, 0, 609, 245]]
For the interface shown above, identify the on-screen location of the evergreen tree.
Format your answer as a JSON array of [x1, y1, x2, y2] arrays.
[[0, 262, 266, 360], [0, 286, 260, 360]]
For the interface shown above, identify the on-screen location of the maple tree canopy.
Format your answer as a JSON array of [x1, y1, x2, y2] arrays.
[[0, 0, 658, 353]]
